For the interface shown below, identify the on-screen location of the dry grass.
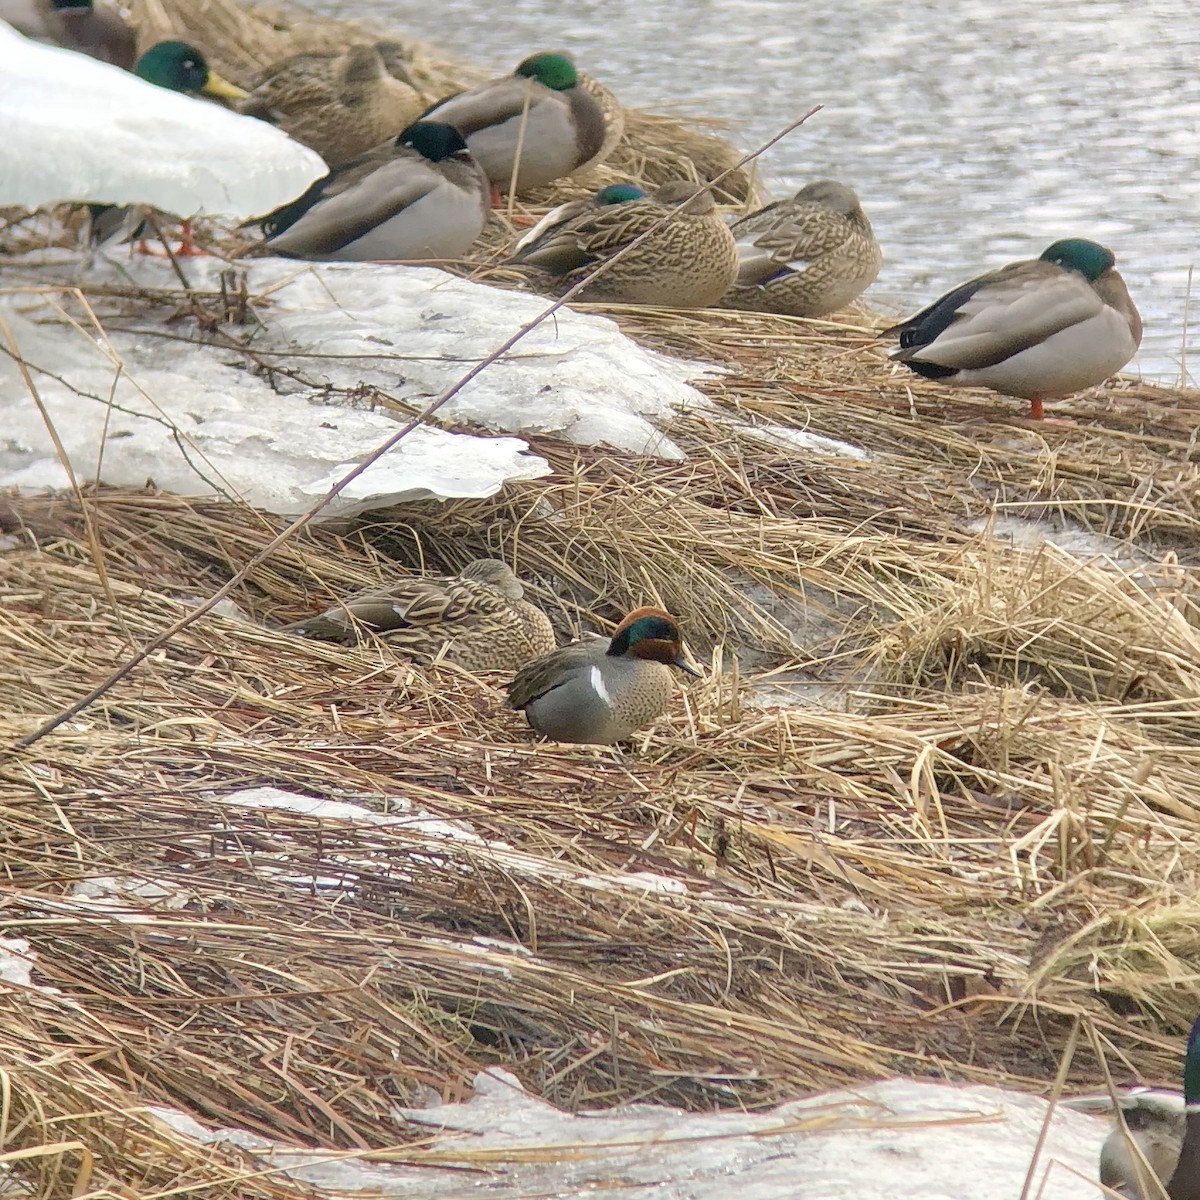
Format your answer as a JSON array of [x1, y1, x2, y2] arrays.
[[4, 293, 1200, 1189], [4, 0, 1200, 1195]]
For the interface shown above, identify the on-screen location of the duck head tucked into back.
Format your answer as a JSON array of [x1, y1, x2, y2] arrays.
[[507, 606, 701, 744], [886, 237, 1141, 420], [260, 118, 489, 262], [419, 50, 609, 194]]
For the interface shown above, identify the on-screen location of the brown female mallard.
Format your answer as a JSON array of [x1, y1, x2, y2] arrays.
[[284, 558, 555, 673]]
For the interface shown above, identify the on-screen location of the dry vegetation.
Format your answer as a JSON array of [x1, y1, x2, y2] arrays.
[[3, 0, 1200, 1195]]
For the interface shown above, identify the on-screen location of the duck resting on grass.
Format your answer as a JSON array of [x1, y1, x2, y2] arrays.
[[239, 42, 424, 168], [420, 51, 608, 197], [259, 119, 488, 262], [507, 180, 739, 308], [885, 237, 1141, 420], [283, 558, 555, 674], [720, 180, 882, 318], [507, 606, 701, 744], [509, 182, 647, 263], [1083, 1012, 1200, 1199]]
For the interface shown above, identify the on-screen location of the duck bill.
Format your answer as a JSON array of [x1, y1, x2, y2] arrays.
[[202, 72, 250, 102], [675, 652, 703, 679]]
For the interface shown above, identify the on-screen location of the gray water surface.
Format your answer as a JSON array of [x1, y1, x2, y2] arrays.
[[322, 0, 1200, 384]]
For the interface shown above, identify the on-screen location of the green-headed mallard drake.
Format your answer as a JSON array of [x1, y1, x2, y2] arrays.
[[507, 606, 701, 744], [283, 558, 555, 673], [240, 42, 424, 168], [1080, 1012, 1200, 1199], [132, 40, 247, 103], [885, 237, 1142, 420], [420, 51, 608, 194], [508, 180, 739, 308], [87, 41, 249, 254], [721, 180, 882, 318], [260, 120, 488, 262], [7, 0, 135, 67]]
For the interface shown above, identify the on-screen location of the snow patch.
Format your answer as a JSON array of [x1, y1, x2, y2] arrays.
[[217, 787, 489, 845], [0, 935, 39, 989], [0, 256, 721, 517], [137, 1074, 1113, 1198], [0, 21, 325, 218]]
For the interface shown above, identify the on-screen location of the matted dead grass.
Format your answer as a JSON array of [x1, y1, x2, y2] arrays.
[[4, 274, 1200, 1190], [4, 0, 1200, 1195]]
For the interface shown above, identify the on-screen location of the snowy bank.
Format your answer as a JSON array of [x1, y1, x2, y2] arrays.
[[146, 1069, 1112, 1199], [0, 256, 722, 517], [0, 20, 326, 218]]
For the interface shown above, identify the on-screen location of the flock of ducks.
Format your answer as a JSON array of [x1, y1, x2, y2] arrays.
[[5, 0, 1145, 422], [7, 7, 1178, 1189]]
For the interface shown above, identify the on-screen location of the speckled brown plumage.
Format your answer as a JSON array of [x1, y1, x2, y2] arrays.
[[509, 180, 739, 308], [284, 558, 555, 673], [721, 180, 882, 318], [241, 42, 424, 167]]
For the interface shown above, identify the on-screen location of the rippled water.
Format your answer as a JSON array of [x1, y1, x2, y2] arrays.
[[321, 0, 1200, 383]]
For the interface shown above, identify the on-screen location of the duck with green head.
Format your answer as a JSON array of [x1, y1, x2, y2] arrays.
[[507, 606, 701, 744], [134, 40, 248, 103], [420, 51, 609, 194], [87, 42, 249, 254], [511, 182, 646, 266], [721, 180, 883, 318], [886, 237, 1142, 420], [284, 558, 555, 673], [260, 120, 489, 262], [508, 179, 739, 308], [1090, 1012, 1200, 1199]]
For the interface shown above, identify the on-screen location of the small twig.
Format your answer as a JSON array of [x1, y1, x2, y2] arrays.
[[1019, 1015, 1080, 1200], [505, 90, 533, 225], [144, 211, 195, 296]]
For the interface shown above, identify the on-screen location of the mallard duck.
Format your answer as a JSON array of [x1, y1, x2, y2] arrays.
[[260, 120, 488, 262], [132, 40, 247, 103], [720, 180, 882, 318], [508, 180, 739, 308], [507, 606, 701, 744], [3, 0, 135, 66], [1093, 1089, 1187, 1199], [420, 51, 608, 194], [87, 41, 251, 255], [1081, 1013, 1200, 1199], [511, 183, 647, 261], [283, 558, 555, 673], [885, 237, 1142, 420], [239, 42, 423, 168]]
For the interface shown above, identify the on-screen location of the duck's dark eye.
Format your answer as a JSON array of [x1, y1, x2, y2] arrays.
[[183, 58, 196, 69]]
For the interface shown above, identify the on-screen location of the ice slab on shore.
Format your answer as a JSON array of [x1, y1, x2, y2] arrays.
[[0, 256, 723, 516], [147, 1071, 1110, 1198], [0, 21, 325, 219]]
